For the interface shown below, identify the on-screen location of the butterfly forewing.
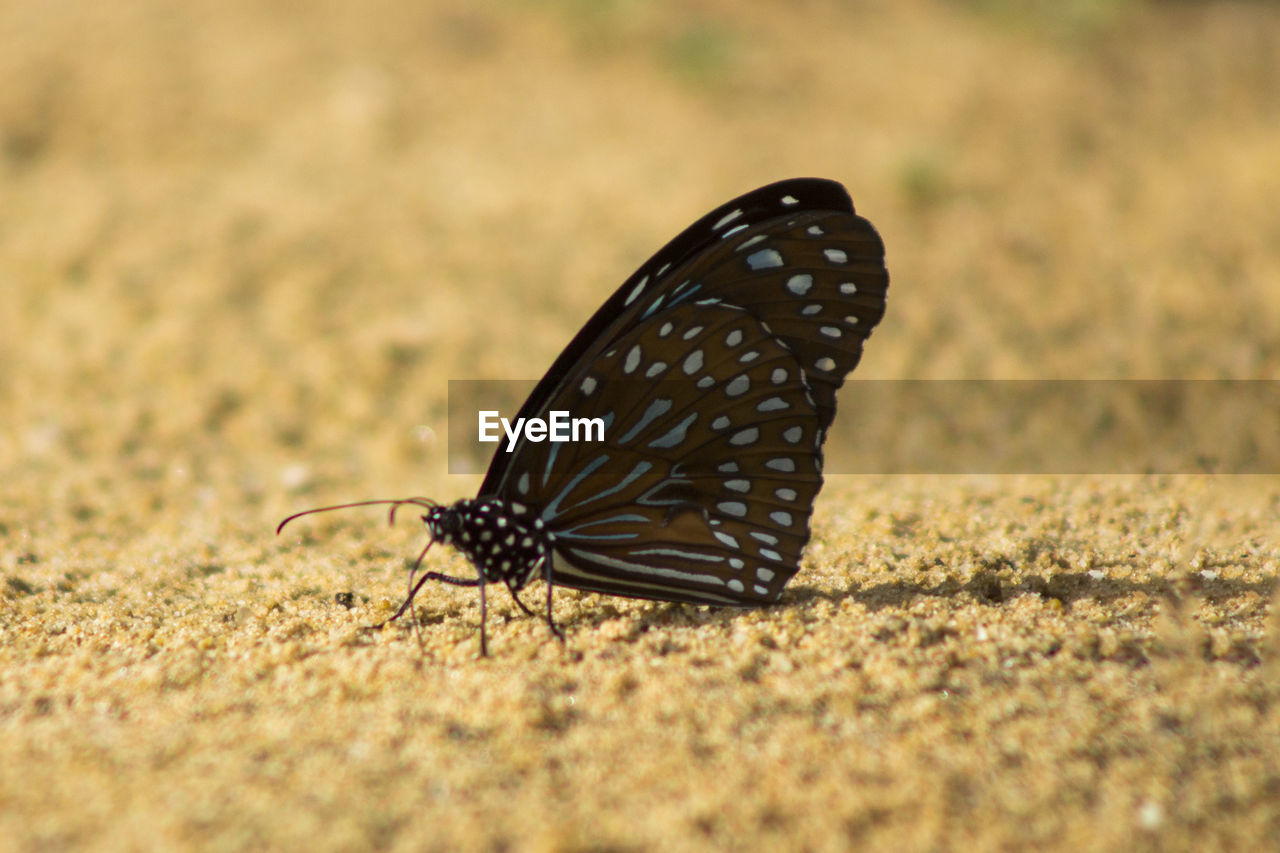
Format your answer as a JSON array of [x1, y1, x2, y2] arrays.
[[479, 178, 872, 496], [654, 209, 888, 432]]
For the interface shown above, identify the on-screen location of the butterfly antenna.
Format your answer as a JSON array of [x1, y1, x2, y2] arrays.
[[276, 497, 439, 535]]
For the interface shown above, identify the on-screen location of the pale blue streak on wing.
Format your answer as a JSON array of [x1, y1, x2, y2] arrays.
[[556, 513, 650, 541], [545, 459, 653, 521], [617, 399, 673, 445]]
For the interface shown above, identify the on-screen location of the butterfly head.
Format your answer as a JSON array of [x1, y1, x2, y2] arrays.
[[422, 501, 464, 544]]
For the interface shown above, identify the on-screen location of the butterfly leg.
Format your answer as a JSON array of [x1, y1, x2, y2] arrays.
[[504, 580, 538, 617], [537, 555, 565, 643], [369, 571, 481, 630], [478, 574, 489, 657]]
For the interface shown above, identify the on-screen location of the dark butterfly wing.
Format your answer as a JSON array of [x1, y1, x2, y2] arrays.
[[478, 177, 864, 497], [508, 302, 825, 604], [647, 205, 887, 434], [480, 178, 888, 604]]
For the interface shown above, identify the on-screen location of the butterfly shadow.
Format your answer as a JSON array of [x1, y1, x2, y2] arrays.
[[560, 594, 786, 636], [782, 568, 1274, 613]]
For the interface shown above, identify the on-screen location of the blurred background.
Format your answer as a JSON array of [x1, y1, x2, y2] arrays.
[[2, 0, 1278, 524], [3, 4, 1279, 849]]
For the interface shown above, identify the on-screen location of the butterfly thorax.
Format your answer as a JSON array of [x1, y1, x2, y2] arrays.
[[425, 498, 550, 588]]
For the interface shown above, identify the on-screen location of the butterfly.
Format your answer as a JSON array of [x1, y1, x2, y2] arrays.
[[279, 178, 889, 654]]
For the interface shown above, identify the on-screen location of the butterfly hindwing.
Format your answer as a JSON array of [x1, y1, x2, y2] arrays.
[[507, 302, 823, 603]]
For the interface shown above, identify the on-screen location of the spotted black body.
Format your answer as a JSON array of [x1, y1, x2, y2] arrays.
[[427, 498, 548, 590]]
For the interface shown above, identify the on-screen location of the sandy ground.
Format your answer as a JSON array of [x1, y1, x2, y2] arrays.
[[3, 1, 1279, 850]]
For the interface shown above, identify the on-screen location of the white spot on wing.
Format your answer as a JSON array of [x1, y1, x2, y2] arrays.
[[840, 282, 858, 295], [730, 427, 759, 446], [714, 531, 740, 548], [713, 208, 743, 230], [580, 376, 597, 395], [725, 375, 750, 397], [717, 501, 747, 517], [624, 276, 648, 305], [683, 350, 704, 375], [815, 357, 836, 372], [786, 274, 813, 295], [746, 249, 784, 270], [756, 397, 789, 413], [824, 248, 849, 264], [624, 345, 642, 374]]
